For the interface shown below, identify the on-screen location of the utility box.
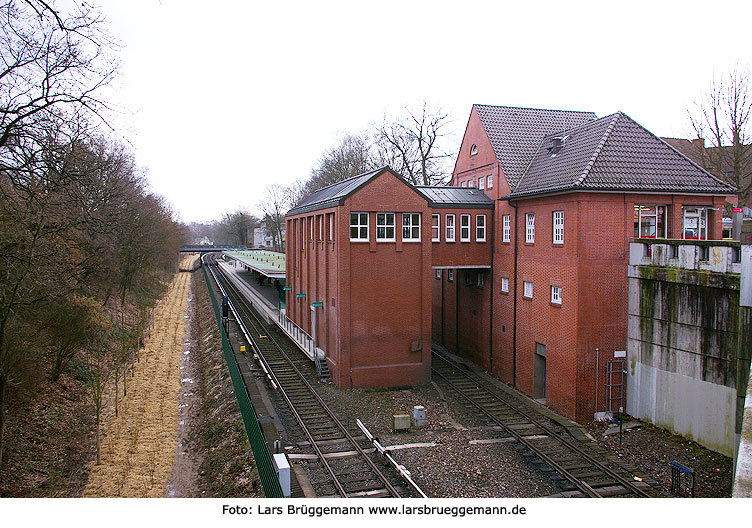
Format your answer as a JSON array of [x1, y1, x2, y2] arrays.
[[272, 453, 291, 497], [393, 413, 410, 432], [412, 405, 426, 427]]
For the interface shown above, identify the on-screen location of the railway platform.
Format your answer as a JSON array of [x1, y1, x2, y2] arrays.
[[218, 260, 320, 363]]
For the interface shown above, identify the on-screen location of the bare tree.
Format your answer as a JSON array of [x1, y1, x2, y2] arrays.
[[373, 102, 453, 186], [221, 209, 258, 247], [307, 133, 373, 194], [259, 184, 290, 252], [689, 66, 752, 209]]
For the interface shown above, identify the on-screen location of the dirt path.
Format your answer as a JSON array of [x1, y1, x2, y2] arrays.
[[83, 268, 192, 497]]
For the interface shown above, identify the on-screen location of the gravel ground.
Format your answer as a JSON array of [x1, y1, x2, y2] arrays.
[[584, 419, 732, 497], [232, 274, 734, 499]]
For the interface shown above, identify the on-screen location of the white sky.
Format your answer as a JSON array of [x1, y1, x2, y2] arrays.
[[97, 0, 751, 223]]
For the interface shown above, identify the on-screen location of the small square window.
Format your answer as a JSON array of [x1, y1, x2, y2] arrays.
[[435, 269, 441, 280], [551, 285, 562, 305], [376, 212, 395, 241], [448, 270, 454, 282], [523, 281, 533, 298], [487, 175, 493, 189], [402, 213, 421, 241], [461, 181, 467, 187], [350, 212, 369, 241], [501, 277, 509, 293], [478, 177, 485, 190]]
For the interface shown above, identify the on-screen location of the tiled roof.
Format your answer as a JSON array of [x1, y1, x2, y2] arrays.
[[286, 167, 386, 216], [415, 186, 494, 208], [510, 112, 737, 198], [474, 105, 597, 188]]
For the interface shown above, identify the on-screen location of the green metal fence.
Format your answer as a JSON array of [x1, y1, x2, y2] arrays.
[[201, 263, 284, 498]]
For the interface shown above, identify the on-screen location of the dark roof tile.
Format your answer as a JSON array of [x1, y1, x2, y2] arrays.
[[510, 112, 737, 198], [474, 104, 597, 188]]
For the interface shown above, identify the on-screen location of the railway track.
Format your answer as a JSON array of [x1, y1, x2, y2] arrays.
[[203, 254, 410, 498], [431, 349, 660, 498]]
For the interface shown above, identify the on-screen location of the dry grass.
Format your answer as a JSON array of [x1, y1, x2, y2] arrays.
[[178, 254, 200, 272], [83, 271, 190, 497]]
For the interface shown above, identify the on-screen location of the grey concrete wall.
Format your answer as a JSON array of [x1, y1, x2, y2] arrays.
[[627, 245, 743, 456]]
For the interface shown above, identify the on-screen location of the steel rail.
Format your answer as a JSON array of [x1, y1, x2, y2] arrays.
[[210, 261, 401, 497], [432, 350, 652, 498]]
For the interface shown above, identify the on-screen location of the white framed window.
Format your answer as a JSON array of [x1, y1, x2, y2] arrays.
[[448, 269, 454, 282], [634, 205, 668, 238], [501, 277, 509, 293], [470, 144, 478, 156], [328, 213, 334, 241], [402, 213, 421, 241], [376, 213, 395, 241], [525, 213, 535, 243], [476, 215, 486, 241], [435, 269, 441, 279], [318, 215, 323, 241], [523, 281, 533, 298], [446, 214, 455, 242], [477, 273, 484, 287], [461, 181, 467, 187], [502, 215, 510, 243], [551, 285, 562, 305], [487, 175, 493, 189], [309, 216, 314, 240], [431, 214, 440, 242], [460, 214, 471, 242], [553, 211, 564, 244], [468, 180, 475, 188], [350, 212, 369, 241], [682, 207, 708, 240], [478, 177, 485, 190]]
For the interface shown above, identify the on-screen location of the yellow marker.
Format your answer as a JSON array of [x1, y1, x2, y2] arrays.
[[240, 345, 246, 353]]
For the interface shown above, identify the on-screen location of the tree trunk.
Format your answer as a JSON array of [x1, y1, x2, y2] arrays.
[[0, 370, 5, 467], [95, 404, 100, 465]]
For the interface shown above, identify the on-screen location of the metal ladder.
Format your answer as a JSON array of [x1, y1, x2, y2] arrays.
[[605, 359, 625, 413]]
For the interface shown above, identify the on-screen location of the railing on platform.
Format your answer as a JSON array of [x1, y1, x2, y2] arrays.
[[278, 310, 327, 378]]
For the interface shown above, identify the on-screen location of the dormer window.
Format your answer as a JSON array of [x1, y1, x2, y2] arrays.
[[548, 136, 566, 156], [470, 144, 478, 156]]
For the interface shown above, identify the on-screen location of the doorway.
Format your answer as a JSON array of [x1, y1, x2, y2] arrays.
[[534, 343, 546, 401]]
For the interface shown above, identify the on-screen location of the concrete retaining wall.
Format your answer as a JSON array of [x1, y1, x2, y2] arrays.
[[627, 241, 749, 457]]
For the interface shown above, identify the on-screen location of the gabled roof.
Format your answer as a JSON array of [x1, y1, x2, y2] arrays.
[[286, 166, 424, 216], [415, 186, 494, 208], [509, 112, 737, 198], [286, 167, 386, 216], [473, 105, 597, 188]]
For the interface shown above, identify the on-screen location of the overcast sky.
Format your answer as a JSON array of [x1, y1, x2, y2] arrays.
[[98, 0, 751, 223]]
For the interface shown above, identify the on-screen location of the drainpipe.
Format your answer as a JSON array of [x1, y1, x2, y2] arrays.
[[489, 266, 494, 374], [511, 200, 519, 388]]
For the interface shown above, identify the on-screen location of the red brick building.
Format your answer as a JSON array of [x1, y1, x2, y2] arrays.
[[448, 105, 735, 421], [285, 167, 492, 389], [285, 105, 735, 424]]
